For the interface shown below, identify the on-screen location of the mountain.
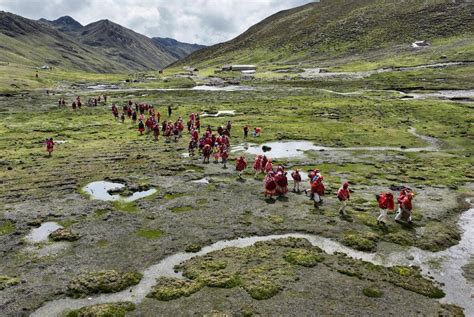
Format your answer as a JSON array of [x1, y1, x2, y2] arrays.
[[177, 0, 474, 67], [151, 37, 205, 59], [39, 16, 83, 33], [0, 11, 128, 72], [78, 19, 175, 70], [0, 12, 177, 72]]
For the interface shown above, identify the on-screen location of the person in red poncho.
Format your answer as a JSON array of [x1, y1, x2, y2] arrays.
[[261, 155, 268, 172], [253, 127, 262, 137], [274, 166, 288, 197], [264, 171, 277, 199], [220, 144, 229, 169], [309, 170, 325, 207], [337, 182, 350, 215], [291, 169, 302, 193], [202, 143, 212, 163], [264, 158, 273, 174], [153, 124, 160, 141], [395, 191, 415, 224], [253, 155, 263, 177], [376, 192, 394, 225], [111, 104, 118, 119], [235, 155, 247, 178], [45, 138, 54, 156]]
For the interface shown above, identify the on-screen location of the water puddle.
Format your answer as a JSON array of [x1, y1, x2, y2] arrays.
[[233, 128, 439, 158], [25, 222, 63, 243], [83, 181, 157, 202], [82, 86, 254, 93], [191, 85, 254, 92], [401, 90, 474, 101], [32, 201, 474, 316], [191, 178, 210, 184], [200, 110, 236, 117], [86, 84, 119, 90], [233, 141, 319, 158]]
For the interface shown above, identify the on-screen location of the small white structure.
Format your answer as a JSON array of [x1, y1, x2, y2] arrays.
[[231, 65, 257, 71], [222, 65, 257, 71], [412, 41, 430, 48], [183, 66, 199, 72]]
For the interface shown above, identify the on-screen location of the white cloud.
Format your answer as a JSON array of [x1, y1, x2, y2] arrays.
[[0, 0, 314, 45]]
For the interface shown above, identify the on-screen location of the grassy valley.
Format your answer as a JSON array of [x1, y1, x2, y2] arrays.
[[0, 1, 473, 316]]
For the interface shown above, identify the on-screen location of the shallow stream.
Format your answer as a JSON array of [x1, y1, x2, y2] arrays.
[[32, 201, 473, 316]]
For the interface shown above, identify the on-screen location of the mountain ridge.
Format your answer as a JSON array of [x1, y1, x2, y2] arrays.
[[152, 37, 206, 59], [0, 11, 204, 72], [39, 15, 83, 33], [176, 0, 474, 68]]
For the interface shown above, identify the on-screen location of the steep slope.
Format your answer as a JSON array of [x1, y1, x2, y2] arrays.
[[151, 37, 205, 59], [39, 16, 83, 33], [0, 12, 177, 72], [177, 0, 474, 67], [79, 20, 175, 70], [0, 11, 128, 72]]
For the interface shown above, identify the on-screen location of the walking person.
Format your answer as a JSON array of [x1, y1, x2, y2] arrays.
[[291, 169, 302, 193], [45, 138, 55, 156], [376, 192, 394, 225], [235, 155, 247, 178], [337, 182, 350, 215]]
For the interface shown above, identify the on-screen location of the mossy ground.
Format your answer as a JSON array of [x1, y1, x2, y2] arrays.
[[147, 237, 444, 305], [136, 229, 164, 239], [0, 62, 471, 316], [0, 220, 15, 235], [65, 302, 136, 317], [67, 270, 143, 298], [0, 275, 20, 290]]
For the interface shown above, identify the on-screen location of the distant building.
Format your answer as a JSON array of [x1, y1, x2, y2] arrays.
[[412, 40, 430, 48], [183, 66, 199, 72], [241, 70, 256, 78], [222, 65, 257, 72]]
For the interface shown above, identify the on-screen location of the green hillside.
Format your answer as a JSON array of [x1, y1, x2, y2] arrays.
[[176, 0, 474, 69]]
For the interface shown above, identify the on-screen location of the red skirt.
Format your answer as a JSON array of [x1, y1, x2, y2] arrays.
[[264, 179, 277, 196]]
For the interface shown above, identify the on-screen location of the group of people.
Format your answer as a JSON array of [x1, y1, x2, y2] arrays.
[[335, 182, 415, 225], [188, 114, 232, 169], [57, 95, 108, 110], [242, 153, 415, 225], [375, 187, 415, 225], [47, 98, 417, 226]]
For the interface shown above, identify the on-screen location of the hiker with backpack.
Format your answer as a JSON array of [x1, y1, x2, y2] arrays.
[[395, 190, 415, 224], [337, 182, 350, 215], [376, 192, 395, 225]]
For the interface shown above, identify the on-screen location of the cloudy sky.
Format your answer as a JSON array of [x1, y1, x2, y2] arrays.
[[0, 0, 315, 45]]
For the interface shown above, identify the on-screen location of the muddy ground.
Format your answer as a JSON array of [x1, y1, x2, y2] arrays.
[[0, 85, 472, 316]]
